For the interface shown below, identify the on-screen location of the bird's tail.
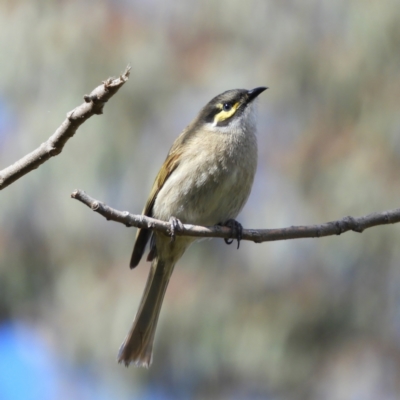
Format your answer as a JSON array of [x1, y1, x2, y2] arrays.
[[117, 257, 175, 368]]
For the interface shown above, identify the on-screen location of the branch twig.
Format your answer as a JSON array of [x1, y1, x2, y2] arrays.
[[71, 189, 400, 243], [0, 66, 131, 190]]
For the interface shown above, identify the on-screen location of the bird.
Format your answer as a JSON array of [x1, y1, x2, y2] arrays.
[[118, 86, 267, 367]]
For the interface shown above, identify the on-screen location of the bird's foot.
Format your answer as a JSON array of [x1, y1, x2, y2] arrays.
[[169, 216, 184, 242], [221, 219, 243, 249]]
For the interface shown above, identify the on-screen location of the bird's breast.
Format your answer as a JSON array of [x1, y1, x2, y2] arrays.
[[153, 128, 257, 226]]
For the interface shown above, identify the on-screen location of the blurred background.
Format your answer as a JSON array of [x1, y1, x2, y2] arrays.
[[1, 0, 400, 398]]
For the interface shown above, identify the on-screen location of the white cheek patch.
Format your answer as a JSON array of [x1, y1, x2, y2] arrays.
[[206, 103, 256, 134]]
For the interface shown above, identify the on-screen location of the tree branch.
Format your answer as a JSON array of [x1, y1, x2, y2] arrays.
[[71, 189, 400, 243], [0, 66, 131, 191]]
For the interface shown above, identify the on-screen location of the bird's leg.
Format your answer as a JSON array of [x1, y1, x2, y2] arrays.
[[221, 219, 243, 249], [168, 216, 184, 242]]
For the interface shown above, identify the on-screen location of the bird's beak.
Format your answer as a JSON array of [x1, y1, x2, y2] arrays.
[[247, 86, 268, 102]]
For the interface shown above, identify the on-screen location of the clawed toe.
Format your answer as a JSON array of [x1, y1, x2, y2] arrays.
[[169, 216, 183, 242], [222, 219, 243, 249]]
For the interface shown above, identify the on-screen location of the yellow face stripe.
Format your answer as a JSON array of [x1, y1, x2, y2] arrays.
[[213, 102, 240, 124]]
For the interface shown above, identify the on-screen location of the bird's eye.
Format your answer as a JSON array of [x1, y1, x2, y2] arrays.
[[223, 103, 232, 111]]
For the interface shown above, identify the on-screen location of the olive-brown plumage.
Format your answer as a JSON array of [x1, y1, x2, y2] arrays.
[[118, 87, 267, 367]]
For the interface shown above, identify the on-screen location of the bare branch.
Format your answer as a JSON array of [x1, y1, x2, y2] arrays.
[[71, 189, 400, 243], [0, 66, 131, 191]]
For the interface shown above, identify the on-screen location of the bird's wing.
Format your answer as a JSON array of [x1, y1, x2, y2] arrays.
[[129, 149, 182, 268]]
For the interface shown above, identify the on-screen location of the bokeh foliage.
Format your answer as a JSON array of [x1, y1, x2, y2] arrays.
[[1, 1, 400, 399]]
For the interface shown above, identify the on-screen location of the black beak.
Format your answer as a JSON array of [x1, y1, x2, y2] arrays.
[[247, 86, 268, 102]]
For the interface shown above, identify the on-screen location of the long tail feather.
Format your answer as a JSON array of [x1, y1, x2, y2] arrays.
[[118, 257, 175, 367]]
